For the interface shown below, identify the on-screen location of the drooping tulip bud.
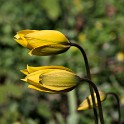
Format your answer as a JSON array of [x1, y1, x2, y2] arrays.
[[77, 91, 106, 110], [21, 65, 81, 93], [14, 30, 70, 56]]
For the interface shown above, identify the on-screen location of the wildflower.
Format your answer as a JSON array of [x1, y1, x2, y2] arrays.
[[21, 65, 81, 93], [14, 30, 70, 56], [77, 91, 106, 110], [116, 52, 124, 62]]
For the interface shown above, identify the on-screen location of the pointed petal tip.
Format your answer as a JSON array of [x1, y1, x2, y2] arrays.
[[20, 69, 28, 75], [21, 78, 27, 82], [28, 85, 32, 89], [77, 108, 81, 111], [28, 84, 56, 93], [20, 70, 24, 73], [77, 106, 86, 111], [14, 34, 19, 39], [28, 51, 33, 56]]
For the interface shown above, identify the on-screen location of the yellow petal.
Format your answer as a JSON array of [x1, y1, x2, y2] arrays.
[[28, 84, 76, 93], [22, 76, 61, 93], [26, 39, 53, 48], [42, 84, 75, 91], [21, 78, 47, 90], [20, 69, 28, 75], [29, 44, 70, 56], [26, 69, 56, 83], [77, 91, 106, 111], [16, 30, 36, 37], [28, 85, 56, 93], [25, 30, 69, 44], [24, 30, 69, 49], [14, 39, 28, 48], [14, 30, 36, 48], [21, 78, 28, 82], [40, 70, 81, 87], [21, 78, 38, 86], [22, 76, 77, 93], [27, 65, 73, 73], [14, 34, 20, 39], [26, 71, 42, 83]]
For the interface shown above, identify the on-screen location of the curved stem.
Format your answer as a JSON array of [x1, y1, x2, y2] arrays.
[[107, 92, 121, 124], [81, 78, 104, 124], [70, 42, 91, 78], [70, 42, 98, 124]]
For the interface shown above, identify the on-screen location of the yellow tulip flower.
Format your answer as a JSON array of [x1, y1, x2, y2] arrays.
[[14, 30, 70, 56], [77, 91, 106, 110], [21, 65, 81, 93]]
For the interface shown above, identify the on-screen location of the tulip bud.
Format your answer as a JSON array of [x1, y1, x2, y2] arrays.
[[77, 91, 106, 110], [14, 30, 70, 56], [21, 65, 81, 93]]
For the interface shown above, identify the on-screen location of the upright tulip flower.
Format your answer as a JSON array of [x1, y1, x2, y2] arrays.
[[14, 30, 70, 56], [21, 65, 81, 93]]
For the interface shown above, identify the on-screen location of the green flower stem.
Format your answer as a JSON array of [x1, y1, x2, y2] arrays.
[[81, 78, 104, 124], [70, 42, 98, 124], [67, 90, 79, 124], [106, 92, 121, 124]]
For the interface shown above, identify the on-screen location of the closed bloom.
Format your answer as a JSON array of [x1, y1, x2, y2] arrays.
[[77, 91, 106, 110], [21, 65, 81, 93], [14, 30, 70, 56]]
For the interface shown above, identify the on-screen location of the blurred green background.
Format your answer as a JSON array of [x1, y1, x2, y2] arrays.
[[0, 0, 124, 124]]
